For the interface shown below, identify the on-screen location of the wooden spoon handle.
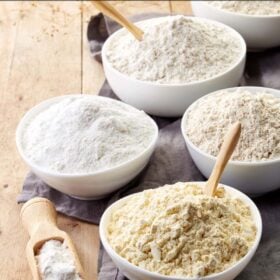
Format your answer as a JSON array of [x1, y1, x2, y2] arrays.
[[204, 122, 241, 196], [20, 197, 57, 237], [169, 0, 174, 15], [92, 1, 144, 41]]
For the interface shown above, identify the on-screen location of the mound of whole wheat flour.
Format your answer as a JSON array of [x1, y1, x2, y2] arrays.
[[185, 89, 280, 161]]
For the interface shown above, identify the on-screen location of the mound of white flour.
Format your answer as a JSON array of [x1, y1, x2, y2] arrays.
[[21, 96, 155, 174], [185, 89, 280, 161], [106, 16, 242, 84], [207, 1, 280, 15]]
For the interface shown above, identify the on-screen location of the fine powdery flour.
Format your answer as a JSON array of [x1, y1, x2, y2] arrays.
[[106, 16, 242, 84], [36, 240, 81, 280], [21, 96, 155, 174], [185, 89, 280, 161], [207, 1, 280, 15], [108, 183, 256, 277]]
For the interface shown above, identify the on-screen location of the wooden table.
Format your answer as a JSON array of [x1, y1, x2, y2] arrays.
[[0, 1, 191, 279]]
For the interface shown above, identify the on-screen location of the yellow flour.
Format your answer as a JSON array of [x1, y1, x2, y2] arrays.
[[107, 183, 256, 277]]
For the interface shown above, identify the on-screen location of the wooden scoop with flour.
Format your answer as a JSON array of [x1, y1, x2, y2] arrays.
[[20, 197, 86, 280], [204, 122, 241, 196]]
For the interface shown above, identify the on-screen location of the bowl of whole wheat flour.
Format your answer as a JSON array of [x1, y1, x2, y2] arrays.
[[16, 95, 158, 199], [192, 1, 280, 50], [102, 15, 246, 117], [181, 86, 280, 196], [100, 182, 262, 280]]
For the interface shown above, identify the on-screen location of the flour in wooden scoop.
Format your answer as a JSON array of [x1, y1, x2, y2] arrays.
[[36, 240, 81, 280]]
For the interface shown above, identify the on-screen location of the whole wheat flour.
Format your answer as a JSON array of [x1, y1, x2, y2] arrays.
[[107, 183, 256, 277], [105, 16, 242, 84], [185, 89, 280, 161], [21, 96, 155, 174], [36, 240, 81, 280], [207, 1, 280, 15]]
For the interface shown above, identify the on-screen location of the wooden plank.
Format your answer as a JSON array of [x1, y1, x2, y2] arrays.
[[82, 1, 105, 95], [168, 1, 192, 15], [0, 2, 28, 278], [107, 1, 192, 16], [0, 2, 100, 279], [108, 0, 171, 15]]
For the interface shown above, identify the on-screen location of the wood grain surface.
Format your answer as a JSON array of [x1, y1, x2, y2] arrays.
[[0, 1, 191, 279]]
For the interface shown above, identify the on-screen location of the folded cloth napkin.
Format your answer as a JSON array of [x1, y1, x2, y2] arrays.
[[18, 12, 280, 280]]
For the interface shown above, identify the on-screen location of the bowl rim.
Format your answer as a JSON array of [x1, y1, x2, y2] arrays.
[[15, 94, 159, 178], [181, 86, 280, 166], [102, 15, 247, 87], [193, 1, 280, 19], [99, 182, 263, 280]]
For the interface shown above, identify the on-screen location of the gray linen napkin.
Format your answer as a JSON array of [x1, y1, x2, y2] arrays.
[[18, 12, 280, 280]]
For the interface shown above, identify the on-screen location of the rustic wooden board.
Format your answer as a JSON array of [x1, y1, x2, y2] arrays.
[[0, 1, 191, 279]]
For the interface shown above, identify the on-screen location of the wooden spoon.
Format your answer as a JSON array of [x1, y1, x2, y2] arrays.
[[20, 197, 86, 280], [169, 0, 174, 15], [91, 1, 144, 41], [204, 122, 241, 196]]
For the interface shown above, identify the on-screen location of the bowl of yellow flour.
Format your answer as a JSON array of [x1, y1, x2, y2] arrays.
[[100, 182, 262, 280]]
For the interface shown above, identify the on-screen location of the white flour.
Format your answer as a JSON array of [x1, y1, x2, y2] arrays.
[[185, 89, 280, 161], [108, 183, 256, 277], [207, 1, 280, 15], [36, 240, 81, 280], [21, 96, 155, 174], [106, 16, 241, 84]]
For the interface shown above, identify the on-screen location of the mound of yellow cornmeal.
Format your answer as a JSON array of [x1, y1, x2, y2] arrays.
[[107, 183, 256, 277]]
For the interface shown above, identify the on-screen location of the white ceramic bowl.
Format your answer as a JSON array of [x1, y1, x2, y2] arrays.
[[181, 86, 280, 197], [191, 1, 280, 50], [102, 16, 246, 117], [16, 95, 158, 200], [100, 182, 262, 280]]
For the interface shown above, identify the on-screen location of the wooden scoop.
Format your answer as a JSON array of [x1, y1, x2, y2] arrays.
[[20, 197, 86, 280], [204, 122, 241, 197], [91, 1, 144, 41]]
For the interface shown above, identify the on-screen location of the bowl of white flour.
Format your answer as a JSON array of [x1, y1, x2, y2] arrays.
[[102, 15, 246, 117], [100, 182, 262, 280], [192, 1, 280, 49], [181, 87, 280, 196], [16, 95, 158, 199]]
